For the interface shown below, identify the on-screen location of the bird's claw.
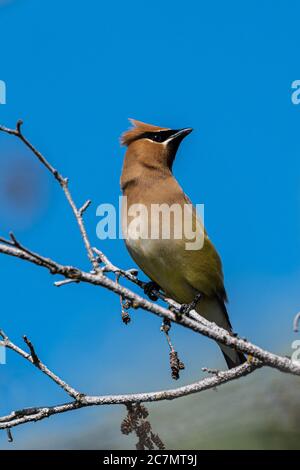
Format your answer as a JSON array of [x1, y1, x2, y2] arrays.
[[179, 303, 192, 316], [143, 281, 160, 301], [179, 293, 202, 316]]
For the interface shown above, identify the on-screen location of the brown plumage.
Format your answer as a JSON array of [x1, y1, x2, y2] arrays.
[[120, 119, 246, 369]]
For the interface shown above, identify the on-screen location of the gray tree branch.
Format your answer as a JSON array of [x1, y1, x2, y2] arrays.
[[0, 120, 299, 435], [0, 330, 260, 430]]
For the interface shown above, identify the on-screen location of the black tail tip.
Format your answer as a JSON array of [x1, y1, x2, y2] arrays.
[[222, 351, 247, 369]]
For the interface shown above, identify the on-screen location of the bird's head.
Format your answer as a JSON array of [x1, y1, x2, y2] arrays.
[[121, 119, 193, 171]]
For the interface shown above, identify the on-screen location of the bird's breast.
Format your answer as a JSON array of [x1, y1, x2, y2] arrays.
[[125, 235, 196, 303]]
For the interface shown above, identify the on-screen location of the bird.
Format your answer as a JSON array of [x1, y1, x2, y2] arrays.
[[120, 119, 246, 369]]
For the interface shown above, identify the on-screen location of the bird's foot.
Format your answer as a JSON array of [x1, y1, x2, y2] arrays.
[[178, 304, 191, 316], [143, 281, 160, 301], [229, 331, 238, 338], [179, 293, 202, 316]]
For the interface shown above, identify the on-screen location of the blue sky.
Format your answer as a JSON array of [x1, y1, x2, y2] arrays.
[[1, 0, 300, 448]]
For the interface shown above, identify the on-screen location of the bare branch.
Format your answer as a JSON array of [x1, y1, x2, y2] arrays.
[[0, 356, 260, 430], [1, 239, 300, 376]]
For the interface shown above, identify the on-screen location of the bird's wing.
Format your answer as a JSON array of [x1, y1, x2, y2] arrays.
[[182, 193, 228, 302]]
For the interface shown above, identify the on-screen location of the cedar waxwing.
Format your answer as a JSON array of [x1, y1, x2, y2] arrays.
[[120, 119, 246, 369]]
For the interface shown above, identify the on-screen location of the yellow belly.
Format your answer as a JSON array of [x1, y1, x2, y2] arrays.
[[125, 237, 197, 303]]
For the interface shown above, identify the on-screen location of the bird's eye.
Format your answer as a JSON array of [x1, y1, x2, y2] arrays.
[[152, 133, 164, 143]]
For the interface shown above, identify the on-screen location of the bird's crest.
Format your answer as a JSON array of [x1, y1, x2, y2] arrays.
[[121, 119, 170, 146]]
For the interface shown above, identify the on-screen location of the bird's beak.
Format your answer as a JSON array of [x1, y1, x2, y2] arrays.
[[168, 127, 193, 142]]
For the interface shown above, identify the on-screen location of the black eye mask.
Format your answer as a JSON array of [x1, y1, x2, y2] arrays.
[[136, 129, 180, 143]]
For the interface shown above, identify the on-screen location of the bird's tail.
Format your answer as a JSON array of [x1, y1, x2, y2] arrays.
[[219, 344, 247, 369], [196, 296, 247, 369]]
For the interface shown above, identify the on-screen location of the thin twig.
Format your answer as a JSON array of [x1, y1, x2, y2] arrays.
[[161, 319, 174, 352], [293, 312, 300, 333], [160, 319, 185, 380], [116, 272, 132, 324], [0, 331, 82, 400], [54, 279, 80, 287], [23, 335, 40, 365], [202, 367, 221, 376], [0, 121, 99, 272], [6, 429, 13, 443], [79, 199, 92, 216]]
